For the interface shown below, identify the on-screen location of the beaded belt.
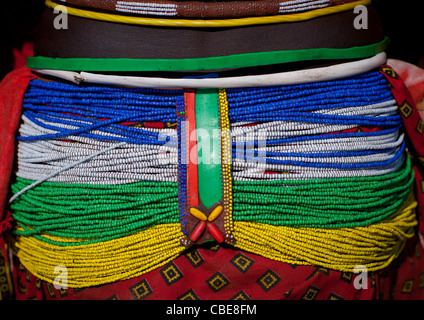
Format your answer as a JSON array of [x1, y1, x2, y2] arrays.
[[2, 0, 420, 290], [45, 0, 368, 25], [7, 61, 418, 287], [48, 0, 361, 19]]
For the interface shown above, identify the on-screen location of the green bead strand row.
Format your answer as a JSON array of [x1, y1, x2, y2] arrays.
[[10, 178, 180, 246], [232, 157, 415, 228]]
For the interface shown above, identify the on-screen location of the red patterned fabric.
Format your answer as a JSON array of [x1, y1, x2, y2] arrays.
[[12, 243, 377, 300], [0, 68, 37, 261], [375, 237, 424, 300], [379, 64, 424, 240], [388, 59, 424, 113], [11, 239, 424, 300], [12, 42, 34, 71]]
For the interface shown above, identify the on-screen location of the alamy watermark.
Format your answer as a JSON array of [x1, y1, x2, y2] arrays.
[[156, 121, 268, 176], [54, 265, 68, 290], [353, 265, 369, 290], [353, 5, 368, 30], [53, 5, 68, 30]]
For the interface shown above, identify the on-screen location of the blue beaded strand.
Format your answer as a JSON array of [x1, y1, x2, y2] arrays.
[[20, 110, 177, 147], [235, 126, 402, 148], [28, 78, 183, 95], [226, 70, 397, 124], [229, 112, 402, 127], [176, 98, 188, 235], [234, 141, 405, 170]]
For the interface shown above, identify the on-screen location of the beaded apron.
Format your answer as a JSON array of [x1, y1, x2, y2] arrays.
[[1, 0, 424, 299], [3, 65, 417, 288]]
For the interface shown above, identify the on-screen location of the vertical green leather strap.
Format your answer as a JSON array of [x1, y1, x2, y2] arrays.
[[195, 89, 223, 209]]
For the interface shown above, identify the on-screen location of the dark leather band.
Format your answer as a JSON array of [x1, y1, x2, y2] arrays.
[[34, 6, 384, 64]]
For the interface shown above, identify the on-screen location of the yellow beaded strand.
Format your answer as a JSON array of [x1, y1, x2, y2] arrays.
[[219, 88, 234, 239], [12, 223, 185, 288], [232, 192, 418, 272]]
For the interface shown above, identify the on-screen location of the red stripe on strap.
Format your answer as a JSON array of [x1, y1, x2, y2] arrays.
[[185, 90, 199, 209]]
